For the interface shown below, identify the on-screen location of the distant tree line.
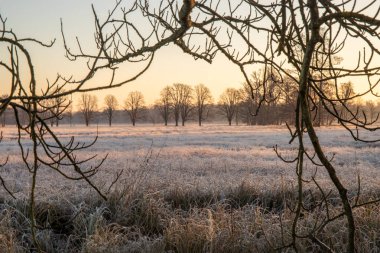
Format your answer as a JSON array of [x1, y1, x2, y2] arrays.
[[1, 72, 378, 127]]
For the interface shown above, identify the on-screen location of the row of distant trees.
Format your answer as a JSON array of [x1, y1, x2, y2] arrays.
[[1, 72, 379, 127]]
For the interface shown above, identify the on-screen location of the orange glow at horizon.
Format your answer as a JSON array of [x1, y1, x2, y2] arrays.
[[1, 0, 380, 110]]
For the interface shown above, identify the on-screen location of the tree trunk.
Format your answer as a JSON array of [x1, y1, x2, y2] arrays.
[[198, 108, 202, 126], [2, 113, 5, 127], [299, 4, 355, 251], [175, 115, 179, 126]]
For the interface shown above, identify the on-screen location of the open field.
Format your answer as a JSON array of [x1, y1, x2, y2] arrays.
[[0, 124, 380, 252]]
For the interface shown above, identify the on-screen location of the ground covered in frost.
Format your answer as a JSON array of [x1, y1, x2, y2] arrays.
[[0, 124, 379, 252], [1, 124, 379, 198]]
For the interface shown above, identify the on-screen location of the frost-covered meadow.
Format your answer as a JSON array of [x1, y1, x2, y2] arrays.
[[1, 124, 379, 198], [0, 124, 380, 252]]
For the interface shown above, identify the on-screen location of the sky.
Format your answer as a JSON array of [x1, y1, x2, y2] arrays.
[[1, 0, 379, 109], [0, 0, 245, 108]]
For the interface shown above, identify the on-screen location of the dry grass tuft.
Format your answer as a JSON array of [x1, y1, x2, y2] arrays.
[[164, 210, 213, 253], [1, 184, 380, 252], [0, 209, 23, 253]]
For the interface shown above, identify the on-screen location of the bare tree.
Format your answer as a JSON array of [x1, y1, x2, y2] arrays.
[[52, 92, 67, 127], [338, 81, 356, 122], [241, 70, 285, 125], [277, 75, 298, 125], [124, 91, 145, 126], [65, 99, 74, 126], [0, 110, 5, 127], [104, 94, 118, 126], [365, 100, 378, 123], [39, 99, 56, 127], [180, 87, 193, 126], [147, 105, 161, 125], [241, 71, 263, 125], [79, 93, 98, 126], [0, 95, 7, 127], [39, 91, 68, 127], [219, 88, 241, 126], [2, 0, 380, 252], [156, 86, 172, 126], [170, 83, 193, 126], [170, 85, 181, 127], [0, 15, 106, 250], [194, 84, 213, 126]]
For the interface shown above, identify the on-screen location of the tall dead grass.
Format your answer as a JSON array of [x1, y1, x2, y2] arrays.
[[0, 179, 379, 252]]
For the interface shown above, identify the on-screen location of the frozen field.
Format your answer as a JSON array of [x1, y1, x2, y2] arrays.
[[1, 124, 380, 252], [1, 124, 379, 199]]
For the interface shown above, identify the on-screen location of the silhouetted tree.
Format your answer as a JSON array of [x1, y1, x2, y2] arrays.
[[195, 84, 213, 126], [156, 86, 172, 126], [365, 100, 378, 123], [0, 95, 7, 127], [66, 101, 73, 126], [0, 110, 5, 127], [219, 88, 241, 126], [241, 70, 284, 125], [241, 71, 263, 125], [104, 94, 118, 126], [124, 91, 145, 126], [338, 81, 356, 121], [79, 93, 98, 126], [52, 92, 67, 127], [42, 91, 68, 127], [170, 83, 193, 126], [277, 75, 298, 125], [147, 105, 161, 125]]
